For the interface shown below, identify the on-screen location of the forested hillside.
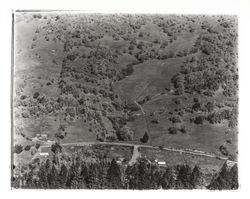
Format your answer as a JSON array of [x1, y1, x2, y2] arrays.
[[13, 13, 238, 189]]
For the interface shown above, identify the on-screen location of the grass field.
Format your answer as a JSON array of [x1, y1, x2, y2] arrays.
[[139, 147, 225, 172], [63, 144, 133, 162], [129, 94, 237, 157], [114, 57, 185, 101]]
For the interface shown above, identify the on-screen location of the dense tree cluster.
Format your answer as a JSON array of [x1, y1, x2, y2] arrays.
[[13, 154, 237, 190], [179, 19, 238, 97], [207, 163, 238, 190]]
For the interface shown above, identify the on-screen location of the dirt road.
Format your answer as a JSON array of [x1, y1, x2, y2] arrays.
[[39, 141, 237, 166]]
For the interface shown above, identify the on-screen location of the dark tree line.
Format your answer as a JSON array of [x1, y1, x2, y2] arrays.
[[12, 155, 238, 190]]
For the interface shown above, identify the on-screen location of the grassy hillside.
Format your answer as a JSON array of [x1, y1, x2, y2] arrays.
[[13, 13, 238, 167]]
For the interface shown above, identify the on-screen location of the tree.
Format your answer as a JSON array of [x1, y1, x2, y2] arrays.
[[137, 158, 152, 189], [107, 159, 122, 189], [207, 162, 230, 190], [161, 167, 175, 189], [126, 158, 152, 189], [14, 144, 23, 154], [168, 127, 178, 134], [47, 165, 59, 188], [68, 163, 83, 189], [38, 163, 49, 188], [192, 102, 202, 112], [179, 125, 187, 134], [51, 142, 62, 154], [190, 165, 203, 188], [33, 92, 40, 99], [35, 143, 40, 149], [219, 145, 229, 156], [229, 164, 238, 189], [160, 41, 168, 48], [205, 101, 215, 113], [176, 164, 193, 189], [24, 145, 31, 151], [194, 116, 205, 124], [86, 163, 100, 189], [169, 115, 182, 123], [58, 164, 68, 188], [140, 132, 149, 143], [117, 127, 133, 141], [171, 73, 184, 95], [80, 164, 89, 185]]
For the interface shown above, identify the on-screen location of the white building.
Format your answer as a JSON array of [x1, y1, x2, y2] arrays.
[[39, 152, 49, 156], [157, 161, 166, 165]]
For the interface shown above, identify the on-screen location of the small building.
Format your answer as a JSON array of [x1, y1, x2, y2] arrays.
[[158, 161, 166, 165], [36, 134, 48, 141], [118, 157, 125, 162], [40, 134, 47, 138], [154, 159, 166, 166], [39, 152, 49, 156], [116, 160, 122, 164], [169, 89, 175, 94]]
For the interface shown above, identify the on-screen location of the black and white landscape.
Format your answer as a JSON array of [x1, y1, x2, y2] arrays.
[[12, 12, 238, 189]]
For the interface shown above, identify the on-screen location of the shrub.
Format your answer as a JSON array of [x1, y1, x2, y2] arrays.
[[117, 127, 133, 141], [205, 102, 215, 113], [173, 98, 181, 105], [219, 145, 229, 156], [33, 14, 42, 19], [168, 127, 178, 134], [14, 144, 23, 154], [169, 115, 182, 123], [151, 119, 159, 124], [171, 73, 184, 95], [21, 112, 29, 118], [45, 35, 50, 41], [33, 92, 40, 99], [128, 44, 134, 50], [33, 36, 37, 41], [24, 145, 31, 151], [160, 41, 168, 48], [67, 53, 77, 61], [31, 43, 36, 49], [20, 95, 27, 100], [194, 116, 205, 124], [179, 125, 187, 134], [192, 102, 202, 112], [137, 41, 144, 50], [138, 32, 143, 37]]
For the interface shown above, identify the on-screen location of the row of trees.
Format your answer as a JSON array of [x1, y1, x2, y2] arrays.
[[13, 155, 238, 190], [191, 108, 238, 128]]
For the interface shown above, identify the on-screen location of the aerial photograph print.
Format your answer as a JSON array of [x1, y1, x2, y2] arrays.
[[12, 11, 238, 190]]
